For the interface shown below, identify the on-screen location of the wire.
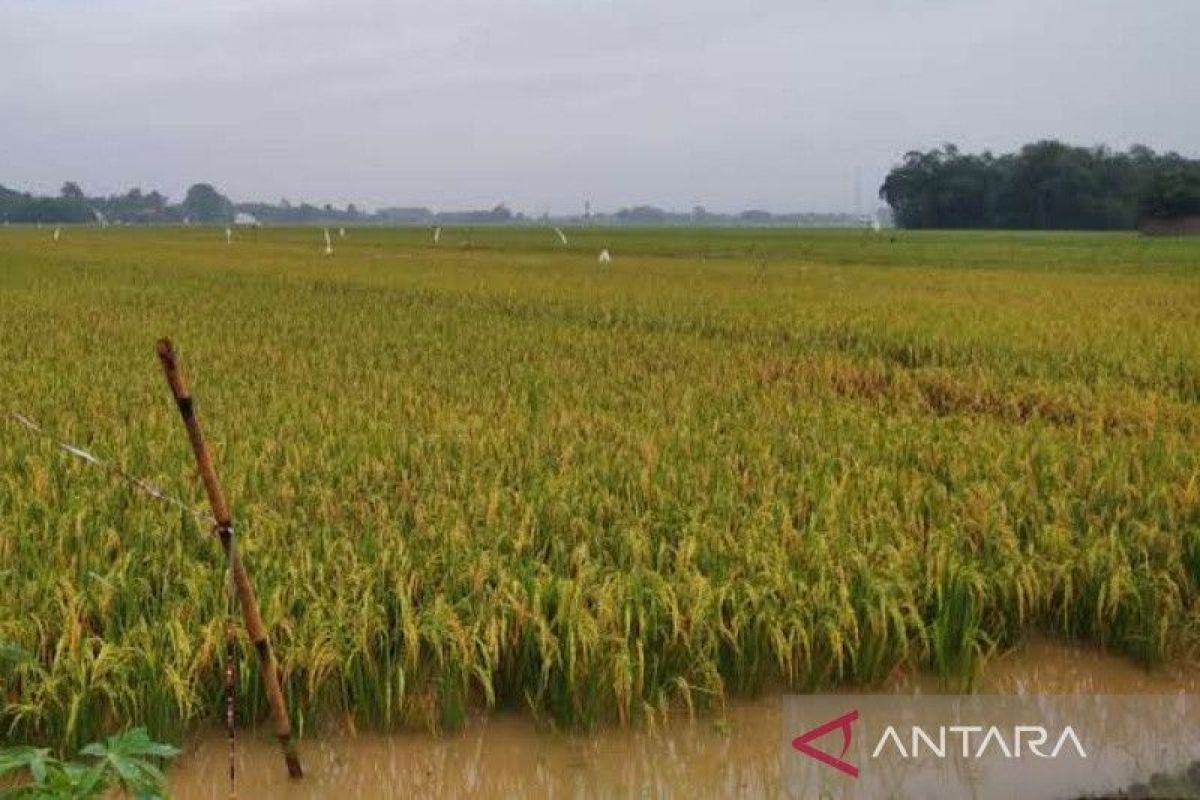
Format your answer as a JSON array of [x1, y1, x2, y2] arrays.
[[5, 411, 215, 524]]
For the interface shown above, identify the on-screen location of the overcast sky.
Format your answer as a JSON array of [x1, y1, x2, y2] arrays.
[[0, 0, 1195, 214]]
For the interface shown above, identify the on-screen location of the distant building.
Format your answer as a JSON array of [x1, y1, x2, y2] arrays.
[[234, 212, 261, 227]]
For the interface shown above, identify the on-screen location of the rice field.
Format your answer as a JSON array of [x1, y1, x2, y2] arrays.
[[1, 225, 1198, 752]]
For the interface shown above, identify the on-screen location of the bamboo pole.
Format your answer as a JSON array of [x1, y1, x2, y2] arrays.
[[156, 338, 303, 779]]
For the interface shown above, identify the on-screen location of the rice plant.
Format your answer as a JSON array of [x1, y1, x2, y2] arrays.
[[0, 225, 1197, 750]]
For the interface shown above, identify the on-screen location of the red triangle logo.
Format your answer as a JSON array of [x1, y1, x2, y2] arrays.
[[791, 709, 860, 778]]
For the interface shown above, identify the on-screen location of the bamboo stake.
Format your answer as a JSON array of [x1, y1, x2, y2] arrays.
[[156, 338, 303, 779]]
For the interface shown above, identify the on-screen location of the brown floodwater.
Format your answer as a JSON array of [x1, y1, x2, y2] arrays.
[[169, 639, 1200, 799]]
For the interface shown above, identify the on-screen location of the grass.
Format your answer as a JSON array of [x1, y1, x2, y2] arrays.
[[0, 224, 1198, 750]]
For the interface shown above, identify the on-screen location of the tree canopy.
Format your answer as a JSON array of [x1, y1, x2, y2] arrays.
[[180, 183, 234, 223], [880, 141, 1200, 230]]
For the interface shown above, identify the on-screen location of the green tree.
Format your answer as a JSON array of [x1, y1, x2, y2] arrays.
[[181, 183, 233, 223], [1141, 158, 1200, 219], [880, 141, 1199, 230], [59, 182, 85, 201]]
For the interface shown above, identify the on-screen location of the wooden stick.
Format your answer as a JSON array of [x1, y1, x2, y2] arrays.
[[156, 338, 303, 779]]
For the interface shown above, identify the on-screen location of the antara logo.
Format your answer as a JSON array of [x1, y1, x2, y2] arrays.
[[871, 724, 1087, 759], [791, 709, 860, 778], [792, 710, 1088, 778]]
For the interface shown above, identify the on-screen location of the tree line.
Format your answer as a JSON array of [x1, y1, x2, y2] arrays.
[[0, 181, 869, 228], [0, 182, 225, 225], [879, 141, 1200, 230], [0, 181, 522, 225]]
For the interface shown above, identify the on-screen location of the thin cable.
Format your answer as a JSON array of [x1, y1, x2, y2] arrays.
[[5, 410, 216, 524]]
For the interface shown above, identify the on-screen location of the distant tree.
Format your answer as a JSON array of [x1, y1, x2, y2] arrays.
[[1004, 141, 1108, 228], [6, 196, 91, 223], [738, 209, 773, 224], [181, 183, 233, 222], [1141, 157, 1200, 219], [880, 141, 1200, 230], [0, 184, 21, 222], [376, 206, 432, 223], [4, 181, 95, 222], [614, 205, 668, 224], [879, 146, 983, 228]]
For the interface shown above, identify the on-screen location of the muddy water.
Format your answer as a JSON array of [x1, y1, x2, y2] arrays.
[[169, 640, 1200, 799]]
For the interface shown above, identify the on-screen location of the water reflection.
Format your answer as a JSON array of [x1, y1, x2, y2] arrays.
[[170, 639, 1200, 799]]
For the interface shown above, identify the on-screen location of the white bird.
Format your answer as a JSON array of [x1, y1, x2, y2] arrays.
[[433, 226, 441, 245], [53, 226, 61, 242], [871, 217, 882, 233], [554, 227, 568, 245], [225, 226, 233, 244], [339, 227, 346, 238], [323, 227, 333, 256], [597, 248, 611, 264]]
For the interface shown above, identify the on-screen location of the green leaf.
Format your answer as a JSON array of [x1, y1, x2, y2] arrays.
[[111, 756, 150, 785], [73, 728, 179, 798], [0, 746, 56, 784], [139, 743, 180, 759], [57, 761, 109, 798], [100, 727, 179, 759], [39, 761, 108, 799]]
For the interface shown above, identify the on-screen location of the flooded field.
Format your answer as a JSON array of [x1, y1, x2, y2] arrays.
[[170, 640, 1200, 799]]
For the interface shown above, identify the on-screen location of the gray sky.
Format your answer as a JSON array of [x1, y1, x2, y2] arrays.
[[1, 0, 1196, 214]]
